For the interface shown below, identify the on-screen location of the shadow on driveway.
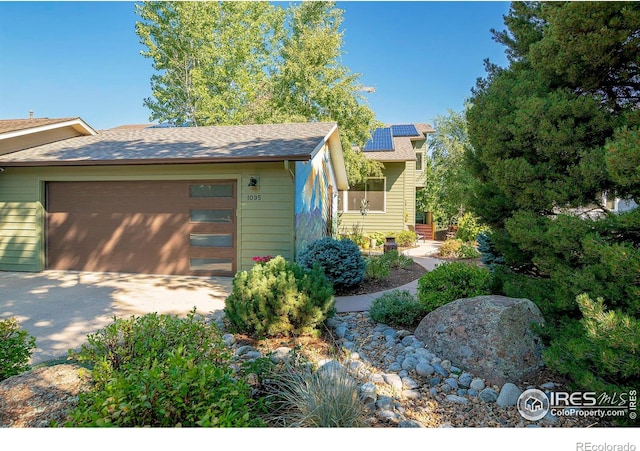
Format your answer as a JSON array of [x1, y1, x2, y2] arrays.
[[0, 270, 233, 365]]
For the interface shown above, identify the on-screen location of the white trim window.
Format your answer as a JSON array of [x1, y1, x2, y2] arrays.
[[343, 178, 386, 213], [415, 151, 424, 171]]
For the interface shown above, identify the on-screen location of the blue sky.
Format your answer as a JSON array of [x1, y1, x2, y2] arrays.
[[0, 1, 511, 130]]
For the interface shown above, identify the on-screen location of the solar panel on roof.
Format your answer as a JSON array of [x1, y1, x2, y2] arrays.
[[363, 127, 394, 151], [391, 124, 420, 137]]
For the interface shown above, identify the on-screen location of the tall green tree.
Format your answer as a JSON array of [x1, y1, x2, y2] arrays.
[[466, 1, 640, 394], [136, 1, 284, 126], [417, 106, 477, 226], [135, 1, 380, 184], [268, 1, 382, 184]]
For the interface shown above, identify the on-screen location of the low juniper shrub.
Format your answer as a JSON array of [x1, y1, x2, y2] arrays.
[[368, 290, 427, 327]]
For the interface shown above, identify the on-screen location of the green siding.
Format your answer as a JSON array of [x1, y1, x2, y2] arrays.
[[0, 163, 295, 273], [339, 162, 412, 234]]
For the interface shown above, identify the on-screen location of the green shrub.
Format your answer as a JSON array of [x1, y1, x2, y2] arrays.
[[418, 262, 493, 313], [383, 249, 414, 269], [261, 355, 366, 427], [437, 238, 480, 259], [368, 231, 387, 248], [0, 317, 36, 381], [224, 256, 335, 338], [456, 212, 490, 242], [543, 294, 640, 395], [364, 255, 391, 281], [368, 290, 427, 327], [396, 230, 418, 247], [66, 310, 263, 427], [437, 238, 463, 258], [297, 237, 366, 290]]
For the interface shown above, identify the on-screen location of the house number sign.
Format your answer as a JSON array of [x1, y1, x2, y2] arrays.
[[246, 194, 262, 201]]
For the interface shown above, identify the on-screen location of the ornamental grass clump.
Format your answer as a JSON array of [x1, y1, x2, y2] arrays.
[[224, 256, 335, 338], [261, 356, 367, 427]]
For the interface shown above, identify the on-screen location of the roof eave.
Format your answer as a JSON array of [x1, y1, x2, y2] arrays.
[[0, 154, 313, 168]]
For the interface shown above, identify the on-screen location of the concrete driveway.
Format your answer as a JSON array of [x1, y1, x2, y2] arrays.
[[0, 270, 233, 365]]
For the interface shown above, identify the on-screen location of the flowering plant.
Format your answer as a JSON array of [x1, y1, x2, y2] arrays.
[[252, 255, 274, 264]]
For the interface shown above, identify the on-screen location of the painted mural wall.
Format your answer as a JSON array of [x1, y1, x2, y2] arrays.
[[294, 148, 335, 256]]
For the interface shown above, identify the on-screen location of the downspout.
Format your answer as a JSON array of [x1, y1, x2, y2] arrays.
[[284, 160, 295, 179], [285, 160, 296, 261]]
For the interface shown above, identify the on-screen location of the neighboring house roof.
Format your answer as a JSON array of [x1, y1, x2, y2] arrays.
[[108, 124, 156, 130], [0, 121, 339, 166], [359, 122, 434, 162], [0, 117, 97, 139]]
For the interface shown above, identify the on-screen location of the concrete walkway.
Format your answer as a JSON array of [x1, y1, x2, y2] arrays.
[[334, 240, 443, 313]]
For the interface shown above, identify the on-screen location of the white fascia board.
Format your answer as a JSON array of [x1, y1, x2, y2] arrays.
[[0, 118, 98, 141]]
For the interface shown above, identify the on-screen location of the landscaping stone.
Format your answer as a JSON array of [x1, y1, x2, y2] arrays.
[[470, 377, 486, 391], [399, 420, 424, 428], [383, 373, 403, 391], [496, 383, 522, 408], [458, 372, 473, 388], [479, 387, 499, 403], [414, 295, 546, 385], [415, 362, 435, 377], [432, 363, 448, 377], [445, 395, 469, 405]]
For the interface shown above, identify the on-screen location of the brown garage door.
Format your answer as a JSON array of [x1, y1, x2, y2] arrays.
[[46, 180, 237, 276]]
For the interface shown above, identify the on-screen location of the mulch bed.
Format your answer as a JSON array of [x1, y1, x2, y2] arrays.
[[335, 261, 427, 296]]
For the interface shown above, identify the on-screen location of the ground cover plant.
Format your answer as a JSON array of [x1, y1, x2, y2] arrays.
[[368, 289, 427, 328], [65, 309, 264, 427], [0, 317, 36, 382]]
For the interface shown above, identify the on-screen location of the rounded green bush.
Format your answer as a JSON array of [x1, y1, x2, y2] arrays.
[[418, 262, 492, 313], [368, 290, 427, 327], [224, 256, 335, 338], [297, 237, 366, 290]]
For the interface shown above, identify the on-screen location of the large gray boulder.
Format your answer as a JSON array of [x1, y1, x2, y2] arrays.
[[414, 295, 545, 386]]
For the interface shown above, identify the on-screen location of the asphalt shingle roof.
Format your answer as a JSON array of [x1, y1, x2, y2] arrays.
[[0, 122, 338, 165]]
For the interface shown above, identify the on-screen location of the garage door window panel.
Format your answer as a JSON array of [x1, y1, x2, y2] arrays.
[[190, 258, 233, 272], [189, 184, 234, 198], [190, 209, 232, 223], [189, 234, 233, 247]]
